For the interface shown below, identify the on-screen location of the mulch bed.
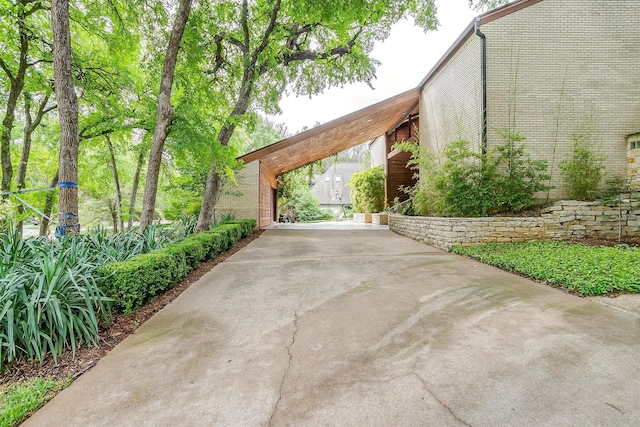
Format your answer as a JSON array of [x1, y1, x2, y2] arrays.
[[0, 230, 264, 387]]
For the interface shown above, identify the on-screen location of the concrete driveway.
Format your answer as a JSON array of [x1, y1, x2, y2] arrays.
[[25, 229, 640, 426]]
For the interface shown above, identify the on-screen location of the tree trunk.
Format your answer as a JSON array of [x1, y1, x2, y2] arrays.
[[0, 13, 30, 193], [51, 0, 80, 235], [108, 201, 118, 234], [40, 170, 59, 237], [105, 134, 122, 233], [128, 148, 145, 231], [17, 93, 54, 236], [139, 0, 192, 231], [1, 84, 20, 193], [195, 167, 222, 231], [195, 86, 253, 232], [195, 0, 269, 232]]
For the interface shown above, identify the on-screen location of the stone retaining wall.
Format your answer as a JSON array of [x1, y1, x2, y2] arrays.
[[389, 197, 640, 251]]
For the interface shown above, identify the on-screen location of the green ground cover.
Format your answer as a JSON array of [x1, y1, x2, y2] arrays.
[[452, 241, 640, 295], [0, 377, 69, 427]]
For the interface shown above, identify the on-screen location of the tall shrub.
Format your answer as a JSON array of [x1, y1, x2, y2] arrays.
[[559, 133, 606, 200], [493, 129, 550, 212], [349, 166, 385, 213], [394, 131, 550, 217], [285, 189, 333, 222], [433, 139, 499, 217]]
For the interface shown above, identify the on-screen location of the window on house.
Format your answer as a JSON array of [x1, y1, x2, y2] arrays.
[[325, 176, 331, 181], [335, 176, 341, 182]]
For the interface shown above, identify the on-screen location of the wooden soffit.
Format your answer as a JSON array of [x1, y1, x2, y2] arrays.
[[240, 88, 420, 175]]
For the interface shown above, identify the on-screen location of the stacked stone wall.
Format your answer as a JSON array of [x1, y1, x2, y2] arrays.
[[389, 195, 640, 251]]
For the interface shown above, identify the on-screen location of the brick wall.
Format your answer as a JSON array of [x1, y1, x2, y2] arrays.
[[419, 0, 640, 199], [215, 161, 260, 222], [483, 0, 640, 197], [389, 196, 640, 251], [419, 35, 482, 157]]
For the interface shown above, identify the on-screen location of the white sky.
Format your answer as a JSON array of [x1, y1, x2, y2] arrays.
[[268, 0, 479, 135]]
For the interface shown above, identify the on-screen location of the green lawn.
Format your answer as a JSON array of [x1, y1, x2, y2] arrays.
[[0, 377, 69, 427], [452, 241, 640, 296]]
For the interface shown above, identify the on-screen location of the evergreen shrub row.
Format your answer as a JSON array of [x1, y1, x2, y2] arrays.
[[97, 219, 255, 313]]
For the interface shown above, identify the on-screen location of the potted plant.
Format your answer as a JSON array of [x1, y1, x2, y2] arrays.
[[348, 166, 385, 223]]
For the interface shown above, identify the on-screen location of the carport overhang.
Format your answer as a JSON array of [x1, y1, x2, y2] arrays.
[[239, 89, 419, 228], [240, 88, 419, 174]]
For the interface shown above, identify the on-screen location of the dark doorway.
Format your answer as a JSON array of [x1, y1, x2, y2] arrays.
[[272, 187, 278, 222]]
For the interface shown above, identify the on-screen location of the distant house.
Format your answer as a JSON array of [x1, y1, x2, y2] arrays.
[[217, 0, 640, 228], [311, 163, 363, 214]]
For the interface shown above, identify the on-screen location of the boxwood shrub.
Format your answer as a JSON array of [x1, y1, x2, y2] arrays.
[[224, 219, 257, 238], [97, 220, 255, 314]]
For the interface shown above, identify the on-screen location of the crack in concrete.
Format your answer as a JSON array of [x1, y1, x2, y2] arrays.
[[412, 367, 473, 427], [605, 402, 625, 414], [268, 286, 307, 426]]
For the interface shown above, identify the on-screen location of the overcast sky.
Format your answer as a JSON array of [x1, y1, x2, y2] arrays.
[[268, 0, 479, 135]]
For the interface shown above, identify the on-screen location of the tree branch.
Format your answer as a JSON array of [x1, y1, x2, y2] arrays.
[[286, 23, 316, 50], [241, 0, 249, 52], [0, 58, 14, 81], [279, 26, 364, 67], [79, 119, 149, 140], [227, 35, 248, 54], [27, 59, 53, 67], [252, 0, 281, 61], [42, 105, 57, 115], [24, 1, 45, 17], [32, 94, 54, 129]]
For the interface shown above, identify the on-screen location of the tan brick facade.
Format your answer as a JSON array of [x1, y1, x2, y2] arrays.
[[215, 160, 260, 222], [419, 0, 640, 198], [419, 35, 483, 156], [484, 0, 640, 197]]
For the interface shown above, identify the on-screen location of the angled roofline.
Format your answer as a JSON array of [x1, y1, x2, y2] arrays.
[[479, 0, 543, 24], [239, 0, 545, 166], [418, 0, 544, 91], [239, 88, 420, 164]]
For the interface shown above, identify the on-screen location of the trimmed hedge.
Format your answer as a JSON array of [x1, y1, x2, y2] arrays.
[[97, 220, 256, 314], [223, 219, 256, 238]]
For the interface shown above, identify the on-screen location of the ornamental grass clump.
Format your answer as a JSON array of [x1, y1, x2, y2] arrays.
[[0, 232, 111, 370], [0, 225, 175, 370]]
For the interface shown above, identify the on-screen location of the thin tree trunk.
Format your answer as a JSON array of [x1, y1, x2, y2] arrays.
[[196, 169, 222, 231], [40, 170, 59, 237], [139, 0, 192, 231], [195, 0, 279, 232], [195, 87, 253, 232], [17, 93, 54, 236], [128, 148, 145, 231], [108, 201, 118, 234], [51, 0, 80, 235], [0, 12, 30, 193], [105, 134, 122, 233]]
